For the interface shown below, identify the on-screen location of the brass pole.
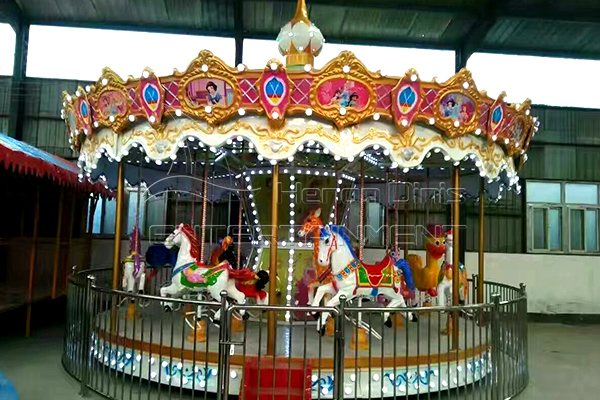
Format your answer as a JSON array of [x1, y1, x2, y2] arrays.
[[112, 161, 125, 289], [478, 177, 485, 304], [267, 164, 279, 355], [51, 186, 65, 299], [451, 166, 460, 349], [199, 152, 209, 263], [402, 207, 409, 260], [384, 170, 388, 248], [359, 160, 364, 261], [237, 192, 243, 268], [25, 186, 40, 337], [394, 170, 399, 252]]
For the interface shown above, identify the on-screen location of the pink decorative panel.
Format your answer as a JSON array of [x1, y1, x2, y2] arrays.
[[238, 78, 260, 105], [291, 78, 312, 106]]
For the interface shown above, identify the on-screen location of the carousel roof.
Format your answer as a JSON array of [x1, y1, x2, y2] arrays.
[[61, 0, 537, 199], [0, 132, 110, 195]]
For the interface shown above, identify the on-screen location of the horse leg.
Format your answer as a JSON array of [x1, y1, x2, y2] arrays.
[[160, 281, 180, 311], [382, 288, 416, 327], [123, 264, 133, 292], [310, 282, 333, 320], [137, 269, 146, 294], [317, 287, 353, 336], [224, 280, 248, 320]]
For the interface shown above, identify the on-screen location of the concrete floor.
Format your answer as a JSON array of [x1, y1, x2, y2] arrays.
[[1, 313, 599, 400]]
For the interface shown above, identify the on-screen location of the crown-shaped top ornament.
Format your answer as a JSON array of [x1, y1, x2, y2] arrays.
[[276, 0, 324, 70]]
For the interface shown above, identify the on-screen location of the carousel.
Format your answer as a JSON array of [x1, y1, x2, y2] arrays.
[[61, 1, 535, 399]]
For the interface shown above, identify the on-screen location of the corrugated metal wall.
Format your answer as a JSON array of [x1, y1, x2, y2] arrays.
[[0, 76, 11, 133], [0, 77, 91, 159]]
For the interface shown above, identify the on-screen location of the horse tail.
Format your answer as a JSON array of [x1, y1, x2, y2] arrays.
[[147, 268, 157, 281], [255, 270, 270, 292], [395, 258, 416, 292], [228, 268, 258, 282]]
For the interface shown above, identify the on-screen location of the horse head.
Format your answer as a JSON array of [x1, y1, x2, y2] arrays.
[[164, 223, 184, 249]]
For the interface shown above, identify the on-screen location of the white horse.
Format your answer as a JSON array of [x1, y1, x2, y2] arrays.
[[122, 255, 146, 294], [436, 230, 468, 307], [159, 223, 260, 322], [315, 224, 416, 333]]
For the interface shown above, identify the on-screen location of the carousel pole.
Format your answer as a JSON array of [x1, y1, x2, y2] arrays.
[[51, 186, 65, 299], [384, 170, 388, 248], [25, 186, 40, 337], [478, 177, 485, 304], [334, 167, 339, 225], [451, 166, 461, 349], [200, 152, 209, 263], [351, 160, 369, 350], [267, 163, 280, 355], [394, 170, 399, 252], [237, 192, 243, 269], [359, 160, 364, 261], [111, 160, 125, 290]]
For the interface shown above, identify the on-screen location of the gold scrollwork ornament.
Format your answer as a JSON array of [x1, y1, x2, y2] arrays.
[[309, 51, 378, 129], [176, 50, 241, 126], [89, 67, 131, 132], [433, 68, 481, 138]]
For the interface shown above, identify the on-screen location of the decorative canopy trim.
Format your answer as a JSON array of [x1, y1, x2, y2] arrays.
[[62, 50, 538, 175], [0, 133, 111, 195]]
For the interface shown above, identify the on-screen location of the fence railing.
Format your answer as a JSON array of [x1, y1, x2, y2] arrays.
[[63, 268, 528, 400]]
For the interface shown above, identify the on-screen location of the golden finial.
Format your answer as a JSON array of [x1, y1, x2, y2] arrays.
[[292, 0, 310, 25]]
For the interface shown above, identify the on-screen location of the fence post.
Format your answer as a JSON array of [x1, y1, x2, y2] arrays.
[[216, 291, 229, 400], [520, 283, 528, 387], [490, 293, 501, 400], [333, 295, 346, 400], [471, 273, 478, 305], [80, 275, 95, 397]]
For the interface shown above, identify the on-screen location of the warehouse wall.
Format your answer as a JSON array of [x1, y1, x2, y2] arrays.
[[363, 248, 600, 315]]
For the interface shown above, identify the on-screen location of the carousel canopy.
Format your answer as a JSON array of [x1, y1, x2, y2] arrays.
[[0, 132, 110, 195], [61, 0, 537, 199]]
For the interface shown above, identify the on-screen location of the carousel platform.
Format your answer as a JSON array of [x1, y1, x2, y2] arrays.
[[90, 303, 491, 398]]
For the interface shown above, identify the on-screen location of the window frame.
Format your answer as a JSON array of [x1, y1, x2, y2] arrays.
[[527, 180, 600, 255]]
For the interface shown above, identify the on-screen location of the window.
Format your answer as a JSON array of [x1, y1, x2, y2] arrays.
[[0, 23, 16, 75], [468, 53, 600, 109], [527, 181, 600, 253], [243, 39, 455, 80], [87, 186, 165, 237], [27, 25, 235, 80]]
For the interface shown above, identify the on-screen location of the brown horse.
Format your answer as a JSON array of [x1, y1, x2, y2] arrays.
[[297, 208, 337, 306]]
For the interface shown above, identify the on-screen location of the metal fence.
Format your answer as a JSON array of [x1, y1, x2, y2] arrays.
[[63, 268, 528, 400]]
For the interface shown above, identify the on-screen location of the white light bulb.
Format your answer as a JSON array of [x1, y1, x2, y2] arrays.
[[205, 105, 212, 113], [237, 63, 245, 72], [429, 117, 435, 125], [238, 108, 246, 116], [305, 108, 313, 116]]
